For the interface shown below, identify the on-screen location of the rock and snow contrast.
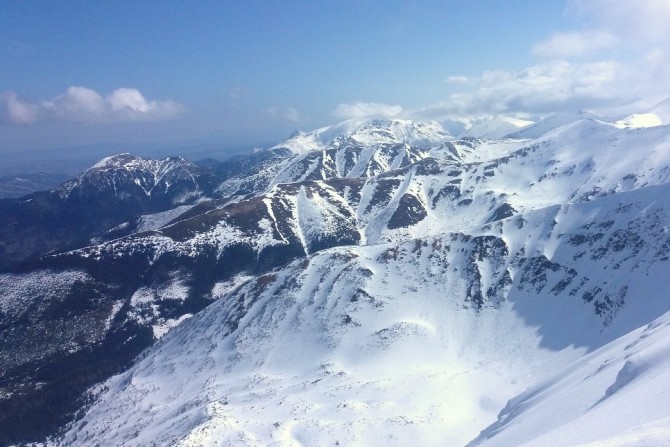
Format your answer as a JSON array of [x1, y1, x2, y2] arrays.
[[2, 114, 670, 446]]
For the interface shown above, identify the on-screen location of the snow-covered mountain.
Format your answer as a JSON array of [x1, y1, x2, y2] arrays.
[[61, 178, 670, 447], [460, 116, 534, 139], [0, 154, 220, 269], [3, 117, 670, 445], [469, 305, 670, 446], [271, 118, 452, 155], [614, 98, 670, 129], [505, 111, 598, 139]]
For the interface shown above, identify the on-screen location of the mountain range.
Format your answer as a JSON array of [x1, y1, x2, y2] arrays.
[[1, 111, 670, 446]]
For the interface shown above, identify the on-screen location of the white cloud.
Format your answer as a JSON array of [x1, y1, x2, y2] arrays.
[[0, 86, 182, 124], [108, 88, 152, 112], [42, 87, 106, 121], [106, 88, 181, 120], [413, 60, 624, 118], [568, 0, 670, 44], [266, 106, 302, 123], [533, 31, 616, 58], [445, 75, 470, 84], [422, 0, 670, 119], [332, 101, 403, 119], [535, 0, 670, 60], [0, 92, 39, 124]]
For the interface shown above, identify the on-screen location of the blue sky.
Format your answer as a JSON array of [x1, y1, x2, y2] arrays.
[[1, 0, 669, 156]]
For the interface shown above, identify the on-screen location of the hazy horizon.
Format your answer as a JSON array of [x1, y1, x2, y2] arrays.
[[3, 0, 670, 168]]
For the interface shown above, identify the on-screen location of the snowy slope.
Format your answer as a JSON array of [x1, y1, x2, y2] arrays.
[[61, 180, 670, 446], [471, 309, 670, 447], [506, 111, 598, 139], [4, 117, 670, 446], [614, 112, 664, 129], [212, 119, 453, 203], [460, 116, 534, 139], [36, 119, 670, 337], [59, 153, 214, 202], [614, 97, 670, 129], [271, 118, 452, 155]]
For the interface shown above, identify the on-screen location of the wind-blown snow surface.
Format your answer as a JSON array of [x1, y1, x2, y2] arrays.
[[62, 175, 670, 446], [469, 309, 670, 447]]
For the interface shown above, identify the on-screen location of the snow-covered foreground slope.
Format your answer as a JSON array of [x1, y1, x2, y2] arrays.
[[471, 309, 670, 447], [61, 180, 670, 446]]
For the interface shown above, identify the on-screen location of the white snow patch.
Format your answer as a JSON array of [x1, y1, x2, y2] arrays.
[[153, 314, 193, 339]]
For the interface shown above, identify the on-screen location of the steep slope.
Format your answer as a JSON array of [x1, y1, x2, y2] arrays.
[[0, 120, 457, 445], [60, 181, 670, 446], [470, 309, 670, 446], [213, 119, 454, 202]]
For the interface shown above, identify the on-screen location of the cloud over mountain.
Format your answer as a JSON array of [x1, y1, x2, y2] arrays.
[[534, 0, 670, 59], [411, 0, 670, 120], [332, 101, 403, 119], [414, 60, 620, 118]]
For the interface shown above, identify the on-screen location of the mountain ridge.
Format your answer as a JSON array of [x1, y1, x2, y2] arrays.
[[59, 179, 670, 446], [2, 116, 670, 445]]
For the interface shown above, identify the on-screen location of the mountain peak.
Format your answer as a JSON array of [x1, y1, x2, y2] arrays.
[[57, 153, 207, 201], [271, 118, 452, 154], [505, 111, 600, 139], [89, 153, 140, 170], [88, 153, 190, 172], [613, 99, 670, 129], [460, 116, 535, 139]]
